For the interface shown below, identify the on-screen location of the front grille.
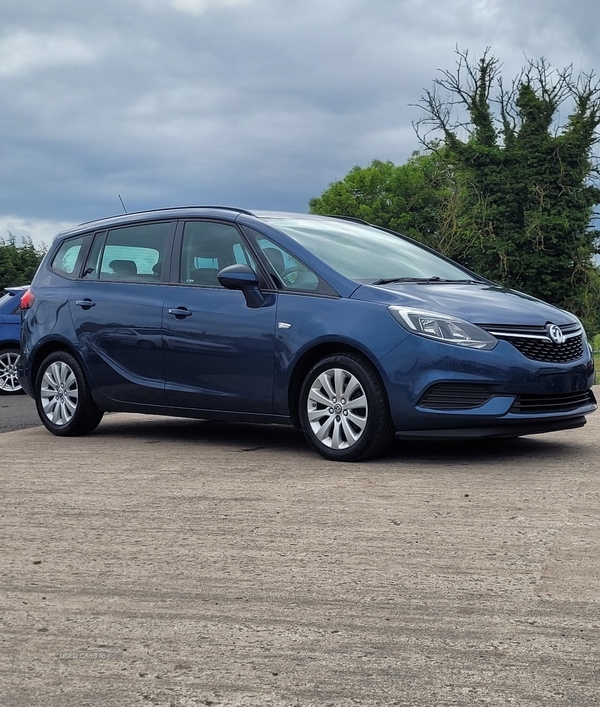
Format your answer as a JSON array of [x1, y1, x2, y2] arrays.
[[480, 323, 585, 363], [418, 383, 493, 410], [498, 334, 584, 363], [510, 390, 596, 414]]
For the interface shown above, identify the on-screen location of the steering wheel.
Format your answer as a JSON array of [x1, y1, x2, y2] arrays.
[[280, 266, 305, 285]]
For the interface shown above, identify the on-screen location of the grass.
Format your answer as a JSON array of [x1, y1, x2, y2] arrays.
[[595, 353, 600, 386]]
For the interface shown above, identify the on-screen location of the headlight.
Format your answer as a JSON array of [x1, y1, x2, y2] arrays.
[[388, 306, 498, 350]]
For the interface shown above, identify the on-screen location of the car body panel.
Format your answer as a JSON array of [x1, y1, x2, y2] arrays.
[[163, 285, 277, 412], [270, 293, 411, 414], [68, 280, 168, 405], [0, 286, 29, 394], [353, 281, 579, 326], [0, 287, 27, 348]]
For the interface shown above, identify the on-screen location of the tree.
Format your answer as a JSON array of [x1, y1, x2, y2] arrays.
[[0, 233, 46, 292], [309, 153, 452, 247], [416, 48, 600, 332]]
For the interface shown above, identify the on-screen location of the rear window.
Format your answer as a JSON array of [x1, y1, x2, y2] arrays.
[[0, 291, 22, 313], [50, 235, 91, 278]]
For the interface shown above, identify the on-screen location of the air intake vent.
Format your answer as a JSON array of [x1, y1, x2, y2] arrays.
[[418, 384, 493, 410], [510, 390, 596, 414]]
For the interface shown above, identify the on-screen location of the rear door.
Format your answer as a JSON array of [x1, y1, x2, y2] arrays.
[[163, 219, 277, 413], [69, 221, 174, 404]]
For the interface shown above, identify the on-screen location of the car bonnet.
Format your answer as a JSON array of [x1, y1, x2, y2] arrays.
[[351, 281, 579, 327]]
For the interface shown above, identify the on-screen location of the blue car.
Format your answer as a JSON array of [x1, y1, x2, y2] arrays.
[[18, 207, 596, 461], [0, 285, 28, 395]]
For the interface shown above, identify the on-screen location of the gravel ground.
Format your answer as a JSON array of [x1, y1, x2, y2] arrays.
[[1, 404, 600, 706]]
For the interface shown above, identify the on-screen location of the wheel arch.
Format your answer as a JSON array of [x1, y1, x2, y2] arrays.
[[29, 339, 85, 390], [287, 342, 389, 427], [31, 344, 105, 436], [0, 339, 20, 351]]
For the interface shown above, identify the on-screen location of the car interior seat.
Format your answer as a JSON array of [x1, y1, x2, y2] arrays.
[[109, 259, 138, 278], [263, 247, 286, 276]]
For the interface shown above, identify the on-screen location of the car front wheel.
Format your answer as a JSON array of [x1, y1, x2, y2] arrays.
[[35, 351, 104, 436], [0, 347, 24, 395], [299, 353, 394, 462]]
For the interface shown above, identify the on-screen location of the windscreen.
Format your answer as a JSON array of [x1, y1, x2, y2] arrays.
[[263, 217, 476, 283]]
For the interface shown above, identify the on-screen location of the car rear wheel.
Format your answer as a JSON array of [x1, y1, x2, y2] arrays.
[[0, 347, 24, 395], [299, 353, 395, 462], [35, 351, 104, 436]]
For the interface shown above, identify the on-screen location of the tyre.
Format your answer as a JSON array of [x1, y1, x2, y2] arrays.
[[0, 347, 24, 395], [35, 351, 104, 436], [299, 353, 394, 462]]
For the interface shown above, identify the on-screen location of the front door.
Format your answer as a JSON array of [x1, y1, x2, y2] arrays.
[[163, 220, 276, 413]]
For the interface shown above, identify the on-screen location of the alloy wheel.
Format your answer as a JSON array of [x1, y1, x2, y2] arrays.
[[0, 350, 22, 394], [306, 367, 368, 450], [40, 360, 79, 426]]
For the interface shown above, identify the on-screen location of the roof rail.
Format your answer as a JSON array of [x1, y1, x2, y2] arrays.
[[175, 205, 257, 216], [68, 205, 257, 231], [323, 213, 372, 226], [116, 205, 257, 217]]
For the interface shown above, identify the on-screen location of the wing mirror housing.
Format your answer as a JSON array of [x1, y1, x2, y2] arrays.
[[218, 264, 265, 308]]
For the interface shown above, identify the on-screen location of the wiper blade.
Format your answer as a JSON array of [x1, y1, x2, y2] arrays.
[[372, 277, 479, 285], [373, 276, 440, 285]]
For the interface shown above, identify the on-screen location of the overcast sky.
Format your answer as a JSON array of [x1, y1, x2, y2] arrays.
[[1, 0, 598, 246]]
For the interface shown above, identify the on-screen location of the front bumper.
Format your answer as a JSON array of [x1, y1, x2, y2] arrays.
[[378, 337, 597, 438]]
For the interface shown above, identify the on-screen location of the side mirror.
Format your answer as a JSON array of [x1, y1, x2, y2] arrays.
[[218, 264, 265, 308]]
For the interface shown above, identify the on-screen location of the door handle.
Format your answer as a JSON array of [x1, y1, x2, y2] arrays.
[[168, 307, 192, 318], [75, 299, 96, 308]]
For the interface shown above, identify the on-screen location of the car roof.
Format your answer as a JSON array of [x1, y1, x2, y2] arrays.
[[53, 206, 251, 239], [52, 207, 359, 241]]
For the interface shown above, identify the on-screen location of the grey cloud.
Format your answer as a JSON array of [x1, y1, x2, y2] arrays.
[[0, 0, 598, 239]]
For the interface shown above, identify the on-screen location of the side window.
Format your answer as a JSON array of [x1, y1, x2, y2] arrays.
[[50, 235, 92, 279], [83, 222, 171, 282], [180, 221, 256, 287], [255, 237, 320, 291]]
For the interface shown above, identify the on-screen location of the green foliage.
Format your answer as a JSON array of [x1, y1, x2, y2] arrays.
[[309, 152, 451, 247], [311, 49, 600, 334], [0, 233, 46, 292], [417, 49, 600, 333]]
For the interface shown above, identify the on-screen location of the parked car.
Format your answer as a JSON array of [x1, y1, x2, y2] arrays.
[[0, 285, 28, 395], [18, 207, 596, 461]]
